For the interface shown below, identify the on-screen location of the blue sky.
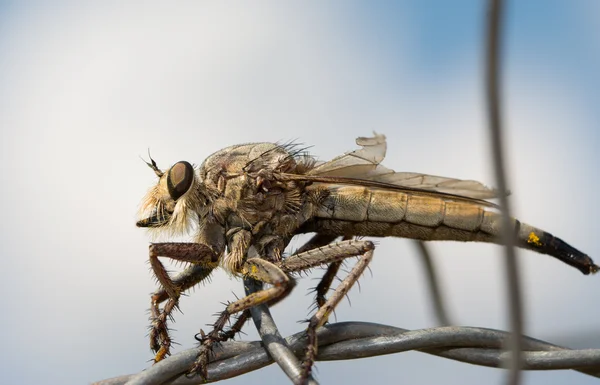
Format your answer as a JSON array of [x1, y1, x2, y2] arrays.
[[0, 2, 598, 385]]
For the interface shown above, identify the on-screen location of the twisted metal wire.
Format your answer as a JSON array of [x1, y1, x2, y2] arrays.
[[244, 278, 318, 385], [94, 321, 600, 385], [92, 1, 597, 384]]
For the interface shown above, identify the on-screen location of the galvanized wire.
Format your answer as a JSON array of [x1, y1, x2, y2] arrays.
[[244, 278, 318, 385], [94, 321, 600, 385]]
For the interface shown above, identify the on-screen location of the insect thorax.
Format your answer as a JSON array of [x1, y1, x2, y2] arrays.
[[197, 142, 317, 260]]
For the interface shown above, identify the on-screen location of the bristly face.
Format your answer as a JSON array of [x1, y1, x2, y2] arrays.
[[137, 160, 204, 235]]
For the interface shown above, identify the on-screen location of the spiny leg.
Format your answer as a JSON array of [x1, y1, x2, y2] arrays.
[[189, 234, 339, 378], [222, 234, 337, 340], [279, 239, 375, 382], [221, 272, 299, 344], [217, 309, 251, 341], [189, 235, 342, 380], [291, 233, 343, 311], [314, 261, 342, 309], [148, 243, 219, 362], [245, 235, 338, 385], [190, 257, 296, 379], [294, 233, 339, 254], [312, 235, 350, 311], [149, 264, 214, 358]]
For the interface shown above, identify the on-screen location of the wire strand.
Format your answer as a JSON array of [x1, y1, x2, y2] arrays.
[[94, 322, 600, 385]]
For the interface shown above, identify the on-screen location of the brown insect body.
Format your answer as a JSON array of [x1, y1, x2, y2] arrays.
[[137, 134, 597, 381], [196, 142, 320, 270]]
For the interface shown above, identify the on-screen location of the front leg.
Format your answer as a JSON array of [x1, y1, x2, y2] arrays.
[[148, 243, 219, 362], [190, 257, 296, 379]]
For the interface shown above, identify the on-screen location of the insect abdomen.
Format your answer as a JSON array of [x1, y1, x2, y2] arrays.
[[305, 185, 597, 274], [312, 185, 490, 232]]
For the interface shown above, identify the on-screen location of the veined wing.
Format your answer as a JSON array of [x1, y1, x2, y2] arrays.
[[282, 173, 500, 209], [309, 133, 387, 176], [308, 133, 502, 200]]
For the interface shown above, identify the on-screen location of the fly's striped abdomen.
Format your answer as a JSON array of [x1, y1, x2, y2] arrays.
[[311, 185, 492, 234], [303, 185, 597, 275]]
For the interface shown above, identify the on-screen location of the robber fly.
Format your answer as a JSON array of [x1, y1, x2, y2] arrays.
[[137, 133, 597, 382]]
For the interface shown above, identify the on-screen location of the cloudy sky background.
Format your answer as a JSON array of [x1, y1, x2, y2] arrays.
[[1, 1, 599, 384]]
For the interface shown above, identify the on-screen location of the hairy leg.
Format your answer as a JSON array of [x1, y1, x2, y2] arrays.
[[147, 243, 219, 361], [190, 257, 296, 378], [279, 239, 375, 382], [312, 235, 350, 310]]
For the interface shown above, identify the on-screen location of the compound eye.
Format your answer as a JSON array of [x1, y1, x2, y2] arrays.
[[167, 161, 194, 200]]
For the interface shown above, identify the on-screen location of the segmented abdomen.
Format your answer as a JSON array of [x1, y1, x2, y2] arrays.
[[301, 185, 597, 275]]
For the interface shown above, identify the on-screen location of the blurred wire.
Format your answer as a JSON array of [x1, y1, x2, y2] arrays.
[[94, 322, 600, 385], [485, 1, 525, 384], [415, 241, 453, 326]]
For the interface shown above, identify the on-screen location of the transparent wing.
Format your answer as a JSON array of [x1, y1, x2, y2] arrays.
[[309, 133, 502, 200], [309, 133, 388, 177]]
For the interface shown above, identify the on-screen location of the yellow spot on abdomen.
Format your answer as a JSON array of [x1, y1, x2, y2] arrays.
[[251, 265, 259, 275], [527, 232, 542, 247]]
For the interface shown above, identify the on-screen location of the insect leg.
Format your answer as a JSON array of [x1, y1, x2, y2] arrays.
[[217, 309, 251, 341], [290, 233, 343, 310], [148, 264, 214, 357], [314, 262, 342, 309], [312, 236, 351, 310], [239, 234, 338, 384], [294, 233, 339, 254], [148, 243, 219, 362], [279, 239, 375, 383], [190, 258, 296, 379], [150, 263, 216, 306], [215, 235, 338, 349]]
